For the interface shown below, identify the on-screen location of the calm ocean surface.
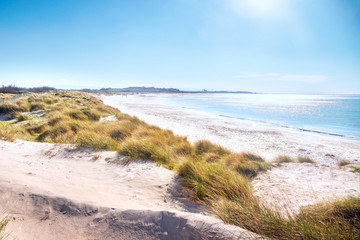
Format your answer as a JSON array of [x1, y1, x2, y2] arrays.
[[159, 93, 360, 139]]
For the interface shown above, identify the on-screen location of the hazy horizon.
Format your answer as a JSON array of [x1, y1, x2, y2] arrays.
[[4, 84, 360, 95], [1, 0, 359, 94]]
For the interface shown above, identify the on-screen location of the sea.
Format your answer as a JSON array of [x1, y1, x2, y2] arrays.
[[156, 93, 360, 140]]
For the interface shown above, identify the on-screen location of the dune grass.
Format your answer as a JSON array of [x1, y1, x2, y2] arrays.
[[0, 91, 358, 239], [297, 156, 315, 164], [274, 155, 294, 163], [215, 196, 360, 240], [338, 160, 350, 167], [0, 218, 9, 240]]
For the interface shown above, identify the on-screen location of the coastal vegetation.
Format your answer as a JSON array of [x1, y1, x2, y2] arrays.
[[0, 84, 55, 94], [274, 155, 294, 163], [338, 160, 351, 167], [0, 91, 359, 239], [297, 156, 315, 164], [0, 217, 8, 240]]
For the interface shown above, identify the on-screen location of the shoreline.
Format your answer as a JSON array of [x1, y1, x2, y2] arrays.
[[104, 92, 360, 140], [217, 113, 359, 141], [101, 94, 360, 165]]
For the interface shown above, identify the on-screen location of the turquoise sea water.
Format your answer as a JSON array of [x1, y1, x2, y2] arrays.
[[161, 94, 360, 139]]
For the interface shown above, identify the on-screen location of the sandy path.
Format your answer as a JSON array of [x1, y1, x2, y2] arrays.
[[0, 140, 180, 211], [101, 94, 360, 214]]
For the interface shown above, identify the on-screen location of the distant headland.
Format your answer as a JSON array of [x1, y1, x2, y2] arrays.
[[0, 85, 255, 94], [82, 87, 255, 94]]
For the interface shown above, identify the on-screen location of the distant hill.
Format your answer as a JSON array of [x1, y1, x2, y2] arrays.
[[186, 90, 255, 94], [97, 87, 181, 93], [0, 85, 254, 94], [82, 87, 255, 94], [0, 85, 55, 94]]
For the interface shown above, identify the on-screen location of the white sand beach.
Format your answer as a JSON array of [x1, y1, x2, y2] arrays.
[[101, 94, 360, 165], [102, 94, 360, 214]]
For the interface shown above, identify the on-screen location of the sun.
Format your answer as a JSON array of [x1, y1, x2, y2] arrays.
[[230, 0, 289, 19]]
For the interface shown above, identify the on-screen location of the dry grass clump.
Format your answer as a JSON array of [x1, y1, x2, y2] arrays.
[[214, 196, 290, 239], [338, 160, 350, 167], [215, 196, 360, 240], [274, 155, 294, 163], [295, 197, 360, 239], [16, 114, 31, 122], [0, 102, 26, 114], [194, 140, 230, 156], [75, 130, 118, 150], [0, 101, 29, 119], [0, 93, 15, 99], [178, 158, 251, 200], [29, 102, 45, 112], [297, 156, 315, 163], [66, 108, 101, 121], [119, 126, 190, 168], [81, 108, 101, 121], [0, 122, 22, 141], [120, 138, 173, 166], [1, 91, 359, 239], [223, 153, 270, 178], [0, 217, 9, 240]]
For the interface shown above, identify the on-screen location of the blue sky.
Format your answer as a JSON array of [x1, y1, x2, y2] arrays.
[[0, 0, 359, 93]]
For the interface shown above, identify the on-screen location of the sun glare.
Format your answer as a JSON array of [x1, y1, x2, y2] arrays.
[[229, 0, 290, 19]]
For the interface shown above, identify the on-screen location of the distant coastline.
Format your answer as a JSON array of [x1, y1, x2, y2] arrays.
[[0, 85, 255, 94], [81, 87, 256, 94]]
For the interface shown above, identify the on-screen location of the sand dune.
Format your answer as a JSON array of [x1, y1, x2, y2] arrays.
[[0, 140, 262, 240]]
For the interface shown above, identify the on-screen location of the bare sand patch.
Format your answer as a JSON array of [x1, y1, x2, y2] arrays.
[[0, 140, 181, 212], [252, 163, 360, 215]]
